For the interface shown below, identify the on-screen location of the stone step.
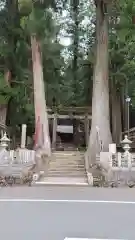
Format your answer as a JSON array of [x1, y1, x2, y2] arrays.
[[50, 159, 84, 162], [47, 173, 87, 177], [49, 168, 85, 171], [50, 158, 84, 162], [50, 162, 85, 166], [49, 162, 85, 166], [46, 151, 86, 182], [47, 176, 87, 180], [51, 156, 84, 159], [49, 167, 85, 170], [48, 167, 86, 171], [48, 170, 86, 173], [37, 176, 88, 185], [49, 166, 85, 170], [51, 156, 84, 160], [51, 158, 84, 162], [52, 159, 84, 161], [50, 162, 84, 166], [49, 165, 85, 169], [48, 174, 87, 178], [51, 156, 84, 161], [52, 156, 84, 159], [52, 151, 84, 154], [48, 169, 86, 173], [49, 160, 85, 164], [48, 171, 86, 174]]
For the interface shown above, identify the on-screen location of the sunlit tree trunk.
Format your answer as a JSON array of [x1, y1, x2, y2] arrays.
[[87, 0, 112, 165], [31, 35, 51, 156]]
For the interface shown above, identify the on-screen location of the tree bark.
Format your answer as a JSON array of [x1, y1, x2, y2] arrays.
[[87, 0, 112, 165], [0, 70, 11, 126], [121, 87, 125, 132], [110, 82, 122, 144], [72, 0, 79, 99], [31, 35, 51, 156]]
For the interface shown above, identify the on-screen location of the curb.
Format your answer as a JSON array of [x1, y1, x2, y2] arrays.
[[32, 181, 89, 187]]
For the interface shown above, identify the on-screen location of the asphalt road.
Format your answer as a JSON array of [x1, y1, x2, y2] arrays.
[[0, 187, 135, 240]]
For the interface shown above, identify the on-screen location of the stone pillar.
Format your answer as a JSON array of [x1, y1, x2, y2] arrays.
[[109, 143, 116, 154], [21, 124, 27, 149]]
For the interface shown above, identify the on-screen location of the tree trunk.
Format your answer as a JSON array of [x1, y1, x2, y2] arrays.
[[72, 0, 79, 97], [110, 82, 122, 144], [31, 35, 51, 156], [0, 106, 7, 126], [87, 0, 112, 165], [121, 87, 125, 132], [0, 0, 17, 127], [0, 70, 11, 126]]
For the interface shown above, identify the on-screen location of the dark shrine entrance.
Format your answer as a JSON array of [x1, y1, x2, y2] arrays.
[[56, 118, 74, 150], [48, 106, 91, 150], [58, 132, 73, 143]]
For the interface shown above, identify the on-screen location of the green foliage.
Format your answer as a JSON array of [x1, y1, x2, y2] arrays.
[[0, 73, 20, 104], [18, 0, 33, 16], [2, 0, 135, 134], [0, 0, 65, 133], [29, 8, 55, 38], [108, 0, 135, 108]]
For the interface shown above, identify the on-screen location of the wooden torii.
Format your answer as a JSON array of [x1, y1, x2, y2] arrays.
[[47, 106, 92, 150]]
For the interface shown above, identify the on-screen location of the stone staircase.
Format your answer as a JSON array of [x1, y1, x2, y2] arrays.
[[39, 151, 88, 185]]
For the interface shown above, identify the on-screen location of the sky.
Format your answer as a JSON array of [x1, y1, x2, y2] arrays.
[[60, 37, 71, 46], [0, 0, 5, 9], [58, 8, 91, 47]]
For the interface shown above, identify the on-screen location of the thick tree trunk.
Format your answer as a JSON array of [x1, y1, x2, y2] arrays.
[[87, 0, 112, 165], [0, 70, 11, 126], [110, 82, 122, 144], [31, 35, 51, 156], [72, 0, 79, 98]]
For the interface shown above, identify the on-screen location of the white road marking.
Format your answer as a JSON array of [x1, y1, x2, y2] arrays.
[[64, 238, 125, 240], [0, 199, 133, 204]]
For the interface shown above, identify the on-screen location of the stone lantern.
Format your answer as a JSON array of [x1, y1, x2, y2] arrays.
[[0, 132, 10, 149], [121, 135, 132, 155]]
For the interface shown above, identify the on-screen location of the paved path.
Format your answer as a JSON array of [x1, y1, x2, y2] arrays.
[[0, 187, 135, 240]]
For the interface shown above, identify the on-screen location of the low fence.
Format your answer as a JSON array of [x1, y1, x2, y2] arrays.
[[92, 152, 135, 187], [110, 152, 135, 185], [9, 149, 35, 164], [109, 152, 135, 169], [0, 148, 36, 181]]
